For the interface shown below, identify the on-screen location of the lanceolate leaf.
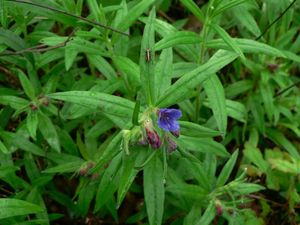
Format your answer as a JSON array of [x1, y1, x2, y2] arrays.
[[48, 91, 134, 119], [180, 0, 204, 22], [0, 96, 29, 110], [266, 128, 300, 159], [216, 151, 238, 187], [26, 110, 38, 140], [117, 153, 138, 208], [157, 50, 238, 107], [210, 24, 245, 60], [16, 69, 36, 100], [38, 112, 61, 153], [144, 153, 165, 225], [203, 74, 227, 136], [206, 38, 287, 58], [180, 121, 220, 138], [0, 198, 44, 219], [116, 0, 155, 32], [0, 131, 45, 156], [155, 31, 202, 50], [196, 200, 216, 225], [140, 7, 156, 105]]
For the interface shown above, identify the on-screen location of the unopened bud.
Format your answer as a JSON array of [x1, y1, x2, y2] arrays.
[[216, 203, 223, 216], [166, 136, 177, 153], [145, 128, 161, 149], [30, 103, 38, 111], [170, 130, 180, 138], [138, 138, 148, 146]]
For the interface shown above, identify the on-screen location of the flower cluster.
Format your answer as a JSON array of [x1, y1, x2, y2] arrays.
[[143, 108, 182, 152]]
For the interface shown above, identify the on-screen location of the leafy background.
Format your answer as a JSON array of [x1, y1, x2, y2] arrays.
[[0, 0, 300, 224]]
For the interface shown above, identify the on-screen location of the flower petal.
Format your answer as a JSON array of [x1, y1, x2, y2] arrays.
[[168, 120, 180, 132], [166, 109, 182, 120], [157, 117, 170, 131]]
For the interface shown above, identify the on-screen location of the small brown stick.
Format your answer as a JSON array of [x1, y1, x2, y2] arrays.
[[0, 29, 76, 56]]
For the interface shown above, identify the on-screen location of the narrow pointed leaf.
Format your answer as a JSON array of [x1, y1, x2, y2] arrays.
[[203, 74, 227, 136], [216, 151, 238, 187], [48, 91, 134, 119], [0, 198, 44, 219], [38, 112, 60, 153], [140, 7, 156, 105], [157, 50, 238, 107], [155, 31, 202, 50], [144, 153, 165, 225]]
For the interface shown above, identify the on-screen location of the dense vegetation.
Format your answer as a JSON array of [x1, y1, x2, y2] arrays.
[[0, 0, 299, 224]]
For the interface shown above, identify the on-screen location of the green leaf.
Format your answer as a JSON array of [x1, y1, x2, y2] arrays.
[[38, 112, 60, 153], [0, 131, 45, 156], [166, 183, 207, 200], [67, 37, 108, 56], [94, 153, 122, 212], [203, 74, 227, 136], [0, 198, 44, 219], [48, 91, 134, 120], [144, 153, 165, 225], [43, 160, 84, 173], [180, 121, 220, 138], [0, 96, 29, 110], [157, 50, 238, 107], [140, 7, 156, 105], [155, 31, 202, 50], [0, 27, 27, 50], [212, 0, 248, 18], [268, 158, 300, 174], [207, 38, 288, 58], [131, 100, 140, 126], [177, 136, 229, 158], [226, 99, 247, 122], [117, 154, 138, 208], [64, 44, 78, 71], [233, 5, 261, 37], [210, 24, 245, 60], [196, 200, 216, 225], [155, 48, 173, 99], [180, 0, 204, 22], [116, 0, 155, 32], [90, 132, 123, 174], [244, 142, 269, 173], [0, 139, 9, 154], [225, 80, 253, 99], [26, 111, 38, 140], [88, 54, 117, 80], [112, 55, 140, 91], [266, 128, 300, 159], [0, 0, 7, 28], [216, 151, 238, 187], [231, 183, 264, 195]]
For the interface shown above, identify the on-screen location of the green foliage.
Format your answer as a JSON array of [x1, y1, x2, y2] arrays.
[[0, 0, 299, 224]]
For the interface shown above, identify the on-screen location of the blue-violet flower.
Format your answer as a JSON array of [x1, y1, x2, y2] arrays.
[[157, 108, 182, 132]]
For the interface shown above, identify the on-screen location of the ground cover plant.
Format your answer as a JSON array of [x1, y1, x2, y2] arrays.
[[0, 0, 300, 224]]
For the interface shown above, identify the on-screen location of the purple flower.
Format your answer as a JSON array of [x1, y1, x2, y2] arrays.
[[157, 108, 182, 132]]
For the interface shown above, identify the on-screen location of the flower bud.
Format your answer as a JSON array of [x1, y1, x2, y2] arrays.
[[216, 204, 223, 216], [215, 200, 223, 216], [166, 136, 177, 153], [137, 138, 148, 146], [145, 127, 161, 149], [170, 130, 180, 138]]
